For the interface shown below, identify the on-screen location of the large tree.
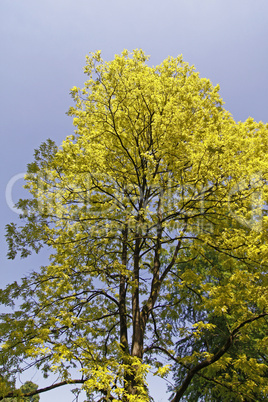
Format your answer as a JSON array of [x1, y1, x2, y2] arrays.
[[1, 50, 268, 401]]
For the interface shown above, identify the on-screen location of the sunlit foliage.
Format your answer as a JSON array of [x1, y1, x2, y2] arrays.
[[1, 50, 267, 401]]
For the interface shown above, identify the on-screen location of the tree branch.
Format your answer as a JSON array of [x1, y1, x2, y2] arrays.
[[0, 379, 86, 400], [171, 312, 268, 401]]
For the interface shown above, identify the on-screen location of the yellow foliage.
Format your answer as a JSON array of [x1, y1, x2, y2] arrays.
[[2, 49, 268, 402]]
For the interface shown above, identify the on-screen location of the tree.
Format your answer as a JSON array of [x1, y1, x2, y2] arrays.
[[1, 49, 268, 401]]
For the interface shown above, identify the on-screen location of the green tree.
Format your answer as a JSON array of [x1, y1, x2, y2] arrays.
[[1, 50, 267, 401]]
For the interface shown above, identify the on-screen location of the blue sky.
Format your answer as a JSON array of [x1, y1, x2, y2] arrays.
[[1, 1, 268, 400]]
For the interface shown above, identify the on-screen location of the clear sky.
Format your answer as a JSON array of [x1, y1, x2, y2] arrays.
[[1, 0, 268, 401]]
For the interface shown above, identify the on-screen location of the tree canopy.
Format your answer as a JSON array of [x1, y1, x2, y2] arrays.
[[1, 49, 268, 401]]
